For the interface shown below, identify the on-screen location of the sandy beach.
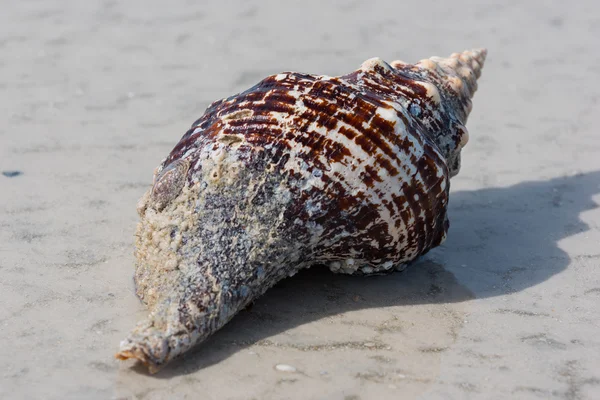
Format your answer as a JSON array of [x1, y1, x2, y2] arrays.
[[1, 1, 599, 399]]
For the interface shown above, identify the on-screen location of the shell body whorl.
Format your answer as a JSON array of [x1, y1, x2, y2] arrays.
[[117, 49, 487, 372]]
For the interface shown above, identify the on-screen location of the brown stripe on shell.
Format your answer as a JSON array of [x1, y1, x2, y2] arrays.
[[164, 53, 479, 263], [161, 55, 463, 263]]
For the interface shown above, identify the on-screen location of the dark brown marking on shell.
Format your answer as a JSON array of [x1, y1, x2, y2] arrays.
[[163, 62, 455, 262], [157, 61, 458, 272], [161, 57, 468, 262]]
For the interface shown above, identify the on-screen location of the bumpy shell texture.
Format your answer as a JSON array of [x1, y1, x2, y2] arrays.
[[116, 49, 487, 372]]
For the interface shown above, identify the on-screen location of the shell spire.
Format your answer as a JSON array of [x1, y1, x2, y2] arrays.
[[411, 48, 487, 124]]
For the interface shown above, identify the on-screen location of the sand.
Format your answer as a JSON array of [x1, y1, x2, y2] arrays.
[[1, 1, 599, 399]]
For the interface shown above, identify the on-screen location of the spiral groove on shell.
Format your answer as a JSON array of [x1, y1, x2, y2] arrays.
[[117, 49, 487, 372]]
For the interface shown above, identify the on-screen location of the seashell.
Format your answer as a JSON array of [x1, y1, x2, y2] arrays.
[[116, 48, 487, 372], [274, 364, 297, 373]]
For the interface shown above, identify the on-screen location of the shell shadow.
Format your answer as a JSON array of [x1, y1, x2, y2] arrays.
[[151, 171, 600, 377]]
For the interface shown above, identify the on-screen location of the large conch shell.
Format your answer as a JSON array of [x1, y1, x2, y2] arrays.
[[117, 49, 487, 372]]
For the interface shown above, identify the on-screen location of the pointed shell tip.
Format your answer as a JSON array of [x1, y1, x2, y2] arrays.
[[472, 48, 487, 64]]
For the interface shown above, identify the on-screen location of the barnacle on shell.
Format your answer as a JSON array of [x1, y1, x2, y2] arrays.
[[116, 48, 487, 373]]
